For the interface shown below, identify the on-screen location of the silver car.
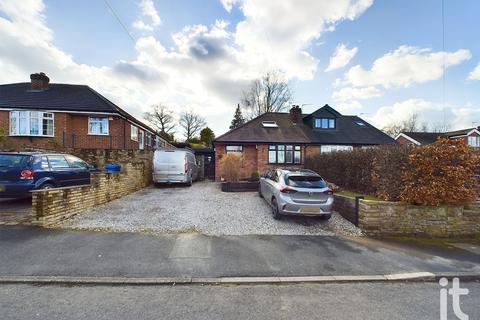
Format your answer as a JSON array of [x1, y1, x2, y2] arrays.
[[259, 168, 334, 220], [153, 149, 198, 186]]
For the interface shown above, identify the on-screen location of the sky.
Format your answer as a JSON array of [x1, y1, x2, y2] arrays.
[[0, 0, 479, 139]]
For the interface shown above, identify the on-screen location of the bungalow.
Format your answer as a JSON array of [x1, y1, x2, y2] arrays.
[[214, 104, 397, 181], [0, 72, 171, 150], [396, 128, 480, 147]]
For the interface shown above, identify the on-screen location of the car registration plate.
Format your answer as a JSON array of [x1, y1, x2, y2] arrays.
[[300, 207, 321, 213], [0, 185, 5, 192]]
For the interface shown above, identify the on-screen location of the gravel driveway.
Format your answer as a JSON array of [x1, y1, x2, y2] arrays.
[[60, 181, 362, 236]]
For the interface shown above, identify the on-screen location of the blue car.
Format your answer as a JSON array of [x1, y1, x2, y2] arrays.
[[0, 152, 94, 198]]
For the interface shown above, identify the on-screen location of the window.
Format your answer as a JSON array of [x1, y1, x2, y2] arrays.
[[226, 145, 243, 153], [146, 134, 152, 146], [268, 145, 301, 164], [315, 118, 335, 129], [65, 155, 88, 169], [468, 136, 480, 147], [47, 155, 69, 168], [285, 176, 327, 189], [355, 121, 366, 126], [320, 145, 353, 153], [261, 121, 278, 128], [88, 117, 109, 135], [40, 156, 49, 169], [138, 130, 144, 149], [131, 125, 138, 141], [9, 111, 54, 137]]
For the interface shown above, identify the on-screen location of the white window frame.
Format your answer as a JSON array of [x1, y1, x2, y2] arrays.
[[226, 145, 243, 153], [88, 117, 109, 135], [146, 133, 152, 146], [468, 136, 480, 147], [138, 130, 144, 150], [320, 145, 353, 153], [131, 125, 138, 141], [9, 110, 54, 137]]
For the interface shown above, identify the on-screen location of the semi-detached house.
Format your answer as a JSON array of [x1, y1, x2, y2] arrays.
[[0, 72, 171, 150], [214, 104, 397, 181]]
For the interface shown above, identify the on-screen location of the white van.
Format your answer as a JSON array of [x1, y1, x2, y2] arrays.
[[153, 149, 198, 186]]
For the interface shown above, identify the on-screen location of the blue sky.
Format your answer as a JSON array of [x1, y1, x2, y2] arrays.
[[1, 0, 479, 138]]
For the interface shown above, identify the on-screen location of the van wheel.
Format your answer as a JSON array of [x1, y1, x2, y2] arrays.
[[271, 198, 281, 220]]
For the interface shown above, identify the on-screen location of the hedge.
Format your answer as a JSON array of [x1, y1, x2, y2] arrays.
[[305, 138, 479, 205]]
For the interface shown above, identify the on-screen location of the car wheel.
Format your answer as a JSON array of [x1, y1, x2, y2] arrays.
[[258, 187, 263, 198], [187, 175, 193, 187], [319, 214, 331, 221], [40, 183, 54, 190], [271, 198, 281, 220]]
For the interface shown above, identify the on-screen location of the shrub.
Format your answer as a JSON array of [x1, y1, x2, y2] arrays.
[[372, 145, 409, 201], [401, 138, 479, 205], [250, 171, 260, 181], [220, 153, 242, 182]]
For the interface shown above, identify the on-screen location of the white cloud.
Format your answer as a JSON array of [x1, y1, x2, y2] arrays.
[[133, 0, 161, 32], [220, 0, 240, 12], [332, 86, 380, 101], [344, 46, 471, 89], [369, 99, 438, 129], [468, 63, 480, 80], [0, 0, 374, 138], [325, 43, 358, 72]]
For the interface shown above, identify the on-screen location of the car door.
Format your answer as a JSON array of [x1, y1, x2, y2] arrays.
[[47, 155, 76, 187], [260, 170, 271, 198], [65, 155, 91, 185], [263, 170, 277, 200]]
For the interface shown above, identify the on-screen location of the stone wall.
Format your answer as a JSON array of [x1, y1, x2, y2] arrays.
[[333, 194, 358, 225], [30, 149, 153, 227], [31, 161, 150, 227], [359, 200, 480, 237]]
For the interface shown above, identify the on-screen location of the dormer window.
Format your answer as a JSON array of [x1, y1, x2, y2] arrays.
[[315, 118, 335, 129], [262, 121, 278, 128]]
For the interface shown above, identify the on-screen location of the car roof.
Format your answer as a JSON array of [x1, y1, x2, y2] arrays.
[[0, 151, 71, 156], [276, 168, 320, 176]]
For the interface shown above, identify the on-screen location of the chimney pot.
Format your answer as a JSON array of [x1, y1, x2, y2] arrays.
[[289, 105, 302, 124], [30, 72, 50, 90]]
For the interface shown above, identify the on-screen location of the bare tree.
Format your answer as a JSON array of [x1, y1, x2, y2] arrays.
[[179, 110, 206, 142], [241, 71, 293, 119], [144, 104, 176, 136], [382, 113, 451, 137]]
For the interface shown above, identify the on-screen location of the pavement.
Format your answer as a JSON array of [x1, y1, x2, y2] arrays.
[[0, 225, 479, 280], [1, 282, 479, 320]]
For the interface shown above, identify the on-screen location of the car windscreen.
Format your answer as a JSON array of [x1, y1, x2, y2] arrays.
[[0, 154, 31, 168], [285, 175, 327, 188]]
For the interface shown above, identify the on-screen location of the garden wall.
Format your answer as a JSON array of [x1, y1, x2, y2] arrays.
[[333, 194, 358, 225], [359, 200, 480, 237], [31, 156, 152, 227]]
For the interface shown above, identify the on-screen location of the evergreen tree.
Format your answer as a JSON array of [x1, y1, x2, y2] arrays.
[[229, 104, 245, 129], [199, 127, 215, 147]]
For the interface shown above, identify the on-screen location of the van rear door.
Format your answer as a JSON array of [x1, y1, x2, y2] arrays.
[[154, 151, 186, 177]]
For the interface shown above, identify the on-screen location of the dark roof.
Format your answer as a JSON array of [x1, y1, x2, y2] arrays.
[[215, 105, 397, 145], [445, 127, 479, 137], [400, 132, 444, 144], [0, 82, 157, 134]]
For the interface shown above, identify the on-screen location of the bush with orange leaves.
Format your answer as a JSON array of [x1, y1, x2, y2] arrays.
[[400, 138, 480, 205], [220, 153, 243, 182]]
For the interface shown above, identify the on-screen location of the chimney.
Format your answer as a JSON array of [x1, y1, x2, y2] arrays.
[[289, 105, 302, 124], [30, 72, 50, 90]]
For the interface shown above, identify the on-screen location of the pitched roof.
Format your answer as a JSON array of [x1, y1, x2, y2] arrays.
[[445, 127, 480, 137], [0, 82, 157, 134], [399, 132, 444, 144], [215, 106, 397, 145]]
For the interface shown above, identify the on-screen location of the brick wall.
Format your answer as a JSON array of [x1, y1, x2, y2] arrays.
[[214, 143, 305, 181], [395, 136, 414, 145], [31, 154, 152, 227], [358, 200, 480, 237], [0, 110, 159, 150]]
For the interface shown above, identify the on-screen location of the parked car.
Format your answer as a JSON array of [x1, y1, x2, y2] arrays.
[[259, 168, 334, 220], [0, 152, 94, 198], [153, 149, 198, 186]]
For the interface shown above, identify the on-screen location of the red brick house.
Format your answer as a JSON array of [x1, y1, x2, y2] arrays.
[[214, 105, 397, 181], [396, 128, 480, 147], [0, 73, 171, 150]]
